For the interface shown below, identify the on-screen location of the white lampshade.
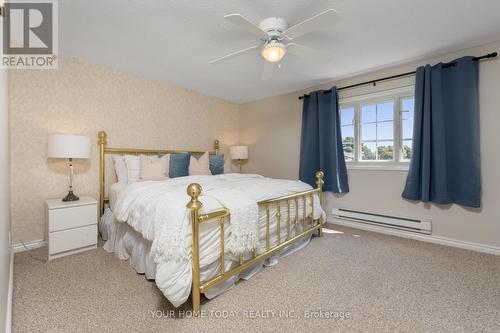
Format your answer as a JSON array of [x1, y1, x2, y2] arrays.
[[47, 134, 91, 159], [230, 146, 248, 160]]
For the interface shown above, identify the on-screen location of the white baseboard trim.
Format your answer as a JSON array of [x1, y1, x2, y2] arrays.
[[12, 239, 47, 253], [6, 247, 13, 333], [327, 217, 500, 256]]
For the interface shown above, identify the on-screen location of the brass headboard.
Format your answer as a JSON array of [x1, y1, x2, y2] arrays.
[[97, 131, 219, 215]]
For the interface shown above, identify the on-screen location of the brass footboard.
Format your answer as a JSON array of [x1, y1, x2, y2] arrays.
[[186, 171, 325, 316], [97, 131, 324, 316]]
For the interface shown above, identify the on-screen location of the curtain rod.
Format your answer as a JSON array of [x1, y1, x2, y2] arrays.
[[298, 52, 497, 100]]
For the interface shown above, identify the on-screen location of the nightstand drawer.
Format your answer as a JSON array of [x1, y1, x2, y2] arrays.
[[49, 224, 97, 255], [48, 204, 97, 232]]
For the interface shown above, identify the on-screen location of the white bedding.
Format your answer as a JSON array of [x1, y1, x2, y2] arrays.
[[99, 182, 128, 240], [104, 173, 325, 307], [109, 181, 127, 211]]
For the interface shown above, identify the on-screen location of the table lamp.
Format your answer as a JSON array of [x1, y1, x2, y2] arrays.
[[47, 134, 90, 201], [230, 145, 248, 173]]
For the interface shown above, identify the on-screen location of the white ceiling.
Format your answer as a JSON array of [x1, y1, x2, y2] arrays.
[[60, 0, 500, 103]]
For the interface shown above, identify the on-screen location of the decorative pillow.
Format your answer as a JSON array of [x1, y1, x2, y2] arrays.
[[140, 154, 169, 180], [112, 155, 128, 183], [189, 152, 211, 176], [169, 153, 190, 178], [209, 154, 224, 175], [124, 155, 141, 184]]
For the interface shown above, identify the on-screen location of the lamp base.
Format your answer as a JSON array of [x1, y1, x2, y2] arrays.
[[62, 190, 79, 202]]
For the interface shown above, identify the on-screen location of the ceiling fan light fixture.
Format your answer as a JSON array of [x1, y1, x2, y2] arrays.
[[261, 41, 286, 63]]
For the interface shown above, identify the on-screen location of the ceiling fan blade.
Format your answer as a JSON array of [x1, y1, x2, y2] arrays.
[[262, 61, 275, 80], [284, 9, 338, 40], [287, 43, 329, 62], [224, 14, 269, 39], [209, 45, 260, 64]]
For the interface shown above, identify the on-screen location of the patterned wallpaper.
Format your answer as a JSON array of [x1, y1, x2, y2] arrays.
[[9, 57, 240, 243]]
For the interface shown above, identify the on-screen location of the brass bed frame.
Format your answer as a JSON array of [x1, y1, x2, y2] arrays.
[[98, 131, 324, 316]]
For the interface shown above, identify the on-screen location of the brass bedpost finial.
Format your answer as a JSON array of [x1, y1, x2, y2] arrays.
[[315, 171, 324, 189], [214, 140, 220, 155], [186, 183, 203, 210], [98, 131, 107, 145]]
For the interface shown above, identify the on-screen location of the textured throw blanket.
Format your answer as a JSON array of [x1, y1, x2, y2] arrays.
[[203, 188, 258, 255], [113, 174, 323, 264]]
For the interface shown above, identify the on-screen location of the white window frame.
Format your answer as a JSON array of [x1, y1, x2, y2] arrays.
[[339, 86, 414, 171]]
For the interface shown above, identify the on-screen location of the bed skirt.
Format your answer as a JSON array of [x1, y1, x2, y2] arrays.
[[99, 208, 312, 305]]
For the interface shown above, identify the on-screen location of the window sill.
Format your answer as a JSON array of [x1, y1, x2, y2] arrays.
[[346, 163, 409, 171]]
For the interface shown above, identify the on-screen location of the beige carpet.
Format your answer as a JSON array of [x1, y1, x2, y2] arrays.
[[13, 225, 500, 333]]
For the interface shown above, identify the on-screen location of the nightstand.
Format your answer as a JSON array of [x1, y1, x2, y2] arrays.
[[46, 196, 98, 260]]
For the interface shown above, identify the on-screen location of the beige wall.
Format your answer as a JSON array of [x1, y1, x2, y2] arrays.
[[10, 57, 240, 243], [240, 40, 500, 248], [1, 68, 11, 331]]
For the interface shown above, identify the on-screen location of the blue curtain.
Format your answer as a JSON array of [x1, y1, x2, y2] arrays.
[[299, 87, 349, 193], [402, 56, 480, 207]]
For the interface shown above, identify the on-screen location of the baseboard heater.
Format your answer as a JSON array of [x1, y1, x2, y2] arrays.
[[332, 208, 432, 234]]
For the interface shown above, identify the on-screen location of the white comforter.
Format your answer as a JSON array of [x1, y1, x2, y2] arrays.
[[112, 173, 325, 306]]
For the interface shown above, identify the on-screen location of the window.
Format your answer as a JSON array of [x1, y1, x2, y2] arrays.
[[339, 88, 414, 169]]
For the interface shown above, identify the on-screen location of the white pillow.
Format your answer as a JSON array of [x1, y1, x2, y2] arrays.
[[112, 156, 128, 183], [140, 154, 169, 180], [189, 152, 211, 175], [124, 155, 141, 183]]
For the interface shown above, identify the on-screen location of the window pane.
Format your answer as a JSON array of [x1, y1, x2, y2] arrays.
[[340, 107, 355, 126], [377, 141, 394, 160], [377, 121, 393, 140], [341, 125, 354, 138], [401, 97, 414, 139], [359, 100, 395, 161], [361, 104, 376, 123], [401, 98, 414, 120], [377, 101, 394, 121], [401, 97, 415, 161], [340, 106, 356, 162], [341, 125, 355, 161], [361, 142, 376, 160], [361, 123, 376, 141], [402, 119, 413, 140], [402, 139, 412, 160]]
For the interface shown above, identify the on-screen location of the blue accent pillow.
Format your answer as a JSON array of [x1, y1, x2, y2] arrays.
[[169, 153, 190, 178], [209, 154, 224, 175]]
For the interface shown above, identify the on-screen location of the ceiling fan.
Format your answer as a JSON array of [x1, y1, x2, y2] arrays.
[[210, 9, 339, 80]]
